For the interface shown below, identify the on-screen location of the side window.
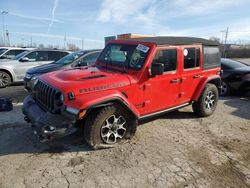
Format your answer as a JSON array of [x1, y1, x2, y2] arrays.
[[60, 52, 69, 58], [203, 46, 220, 69], [48, 51, 62, 61], [153, 49, 177, 72], [25, 51, 48, 61], [184, 48, 200, 69], [80, 52, 101, 65], [3, 50, 25, 59]]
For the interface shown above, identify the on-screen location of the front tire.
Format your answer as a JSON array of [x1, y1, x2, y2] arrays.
[[192, 83, 219, 117], [84, 104, 137, 149], [0, 71, 11, 88]]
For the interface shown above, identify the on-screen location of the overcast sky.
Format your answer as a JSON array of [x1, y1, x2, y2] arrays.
[[1, 0, 250, 48]]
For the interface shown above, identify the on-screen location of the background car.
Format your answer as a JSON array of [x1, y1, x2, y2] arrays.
[[0, 47, 34, 61], [0, 49, 70, 88], [24, 49, 101, 91], [220, 58, 250, 96]]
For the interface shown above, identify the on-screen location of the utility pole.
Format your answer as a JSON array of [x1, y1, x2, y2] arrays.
[[64, 35, 66, 50], [30, 37, 32, 47], [1, 10, 8, 46], [223, 27, 229, 58], [6, 30, 10, 46]]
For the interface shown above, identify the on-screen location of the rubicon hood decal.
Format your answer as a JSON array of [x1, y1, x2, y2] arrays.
[[79, 82, 127, 93]]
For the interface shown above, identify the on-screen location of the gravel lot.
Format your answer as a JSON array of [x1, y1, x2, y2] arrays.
[[0, 83, 250, 188]]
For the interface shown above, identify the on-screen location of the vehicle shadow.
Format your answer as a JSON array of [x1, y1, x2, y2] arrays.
[[0, 105, 91, 156], [0, 105, 199, 156], [0, 125, 91, 156], [220, 91, 250, 120]]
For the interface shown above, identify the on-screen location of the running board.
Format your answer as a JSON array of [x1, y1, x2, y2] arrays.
[[139, 103, 190, 120]]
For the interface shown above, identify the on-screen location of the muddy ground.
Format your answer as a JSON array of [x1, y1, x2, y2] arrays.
[[0, 85, 250, 188]]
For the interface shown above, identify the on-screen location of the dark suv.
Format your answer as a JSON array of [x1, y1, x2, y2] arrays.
[[24, 49, 101, 91], [23, 37, 221, 149]]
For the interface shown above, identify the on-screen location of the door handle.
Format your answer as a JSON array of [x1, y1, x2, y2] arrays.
[[193, 75, 201, 79], [171, 79, 180, 84]]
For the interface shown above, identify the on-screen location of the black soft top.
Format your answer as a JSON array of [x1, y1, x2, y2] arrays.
[[123, 36, 219, 46]]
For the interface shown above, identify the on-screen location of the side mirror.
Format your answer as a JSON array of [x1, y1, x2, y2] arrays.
[[151, 63, 164, 76], [20, 57, 29, 62]]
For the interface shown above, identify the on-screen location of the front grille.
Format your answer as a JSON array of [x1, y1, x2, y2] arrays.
[[35, 80, 58, 111]]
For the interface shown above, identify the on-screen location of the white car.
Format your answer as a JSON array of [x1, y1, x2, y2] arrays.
[[0, 47, 34, 61], [0, 49, 70, 87]]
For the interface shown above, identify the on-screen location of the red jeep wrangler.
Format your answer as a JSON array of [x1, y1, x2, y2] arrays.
[[23, 37, 221, 149]]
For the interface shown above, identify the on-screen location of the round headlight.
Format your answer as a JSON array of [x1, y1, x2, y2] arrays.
[[31, 76, 39, 87], [25, 73, 32, 80]]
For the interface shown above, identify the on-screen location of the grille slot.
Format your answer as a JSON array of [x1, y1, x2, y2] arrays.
[[35, 80, 58, 111]]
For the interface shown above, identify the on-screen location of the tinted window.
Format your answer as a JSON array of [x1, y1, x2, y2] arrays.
[[2, 49, 26, 59], [25, 51, 48, 61], [184, 48, 200, 69], [153, 49, 177, 72], [203, 46, 220, 69], [60, 52, 69, 58], [48, 51, 64, 61], [221, 59, 248, 69], [80, 52, 100, 65]]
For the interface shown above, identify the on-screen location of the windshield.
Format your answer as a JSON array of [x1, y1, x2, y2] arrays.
[[54, 51, 85, 65], [14, 50, 30, 60], [0, 48, 8, 56], [97, 43, 150, 70], [221, 58, 248, 69]]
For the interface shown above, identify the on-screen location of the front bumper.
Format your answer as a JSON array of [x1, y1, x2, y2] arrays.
[[22, 95, 77, 141]]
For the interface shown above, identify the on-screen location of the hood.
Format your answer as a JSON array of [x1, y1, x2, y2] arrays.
[[41, 66, 131, 96], [27, 63, 63, 74]]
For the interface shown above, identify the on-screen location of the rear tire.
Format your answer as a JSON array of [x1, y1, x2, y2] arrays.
[[84, 104, 137, 149], [0, 71, 11, 88], [192, 83, 219, 117]]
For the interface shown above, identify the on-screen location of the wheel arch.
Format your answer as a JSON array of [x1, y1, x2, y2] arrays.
[[87, 97, 139, 119], [0, 68, 13, 82], [192, 75, 221, 101]]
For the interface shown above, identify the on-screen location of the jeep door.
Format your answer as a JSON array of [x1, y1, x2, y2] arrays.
[[143, 47, 181, 114], [180, 46, 202, 103]]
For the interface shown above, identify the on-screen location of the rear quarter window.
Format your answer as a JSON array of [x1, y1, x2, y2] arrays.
[[203, 46, 221, 70], [48, 51, 68, 61]]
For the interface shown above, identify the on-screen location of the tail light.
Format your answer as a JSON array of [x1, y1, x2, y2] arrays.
[[243, 73, 250, 79]]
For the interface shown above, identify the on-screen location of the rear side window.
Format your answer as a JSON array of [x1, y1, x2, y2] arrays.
[[184, 48, 200, 69], [153, 49, 177, 72], [203, 46, 220, 69], [48, 51, 63, 61]]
